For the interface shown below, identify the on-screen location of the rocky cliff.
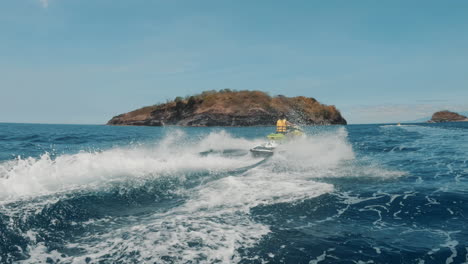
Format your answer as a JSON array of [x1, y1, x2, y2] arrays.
[[428, 110, 468, 123], [107, 90, 347, 126]]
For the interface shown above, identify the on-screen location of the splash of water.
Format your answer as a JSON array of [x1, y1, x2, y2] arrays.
[[0, 130, 262, 202]]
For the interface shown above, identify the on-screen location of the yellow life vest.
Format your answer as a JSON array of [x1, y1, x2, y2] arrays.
[[276, 119, 287, 133]]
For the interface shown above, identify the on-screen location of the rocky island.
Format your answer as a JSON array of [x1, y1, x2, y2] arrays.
[[107, 90, 347, 126], [428, 110, 468, 123]]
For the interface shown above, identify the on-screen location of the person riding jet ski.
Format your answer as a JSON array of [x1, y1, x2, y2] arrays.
[[250, 115, 303, 156], [276, 114, 293, 134]]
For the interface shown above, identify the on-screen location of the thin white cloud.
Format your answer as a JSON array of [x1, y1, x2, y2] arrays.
[[39, 0, 49, 8]]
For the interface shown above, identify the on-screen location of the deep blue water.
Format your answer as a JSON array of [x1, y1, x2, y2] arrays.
[[0, 122, 467, 264]]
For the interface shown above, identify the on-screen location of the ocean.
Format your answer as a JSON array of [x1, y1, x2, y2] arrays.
[[0, 122, 467, 264]]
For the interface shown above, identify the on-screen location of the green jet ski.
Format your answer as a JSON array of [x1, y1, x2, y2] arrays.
[[250, 126, 304, 157]]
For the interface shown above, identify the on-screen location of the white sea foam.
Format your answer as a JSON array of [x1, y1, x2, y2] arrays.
[[263, 127, 403, 179], [0, 131, 261, 202], [11, 127, 404, 263], [23, 167, 334, 263], [14, 129, 348, 263], [273, 127, 355, 168], [0, 127, 403, 204]]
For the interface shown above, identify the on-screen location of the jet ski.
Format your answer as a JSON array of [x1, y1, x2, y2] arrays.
[[249, 140, 278, 157], [250, 126, 304, 157]]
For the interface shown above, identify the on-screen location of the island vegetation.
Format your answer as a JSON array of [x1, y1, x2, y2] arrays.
[[107, 90, 347, 126]]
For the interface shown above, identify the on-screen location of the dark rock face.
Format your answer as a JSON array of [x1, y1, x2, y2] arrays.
[[429, 111, 468, 123], [107, 91, 347, 126]]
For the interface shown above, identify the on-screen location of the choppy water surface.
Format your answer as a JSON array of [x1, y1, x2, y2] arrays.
[[0, 123, 467, 263]]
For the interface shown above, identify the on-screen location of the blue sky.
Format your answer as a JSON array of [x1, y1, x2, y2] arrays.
[[1, 0, 467, 124]]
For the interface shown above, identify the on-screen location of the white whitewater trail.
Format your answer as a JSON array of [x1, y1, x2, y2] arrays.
[[2, 128, 403, 263], [0, 130, 261, 202]]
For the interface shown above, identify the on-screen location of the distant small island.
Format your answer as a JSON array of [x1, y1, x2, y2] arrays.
[[107, 90, 347, 126], [428, 110, 468, 123]]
